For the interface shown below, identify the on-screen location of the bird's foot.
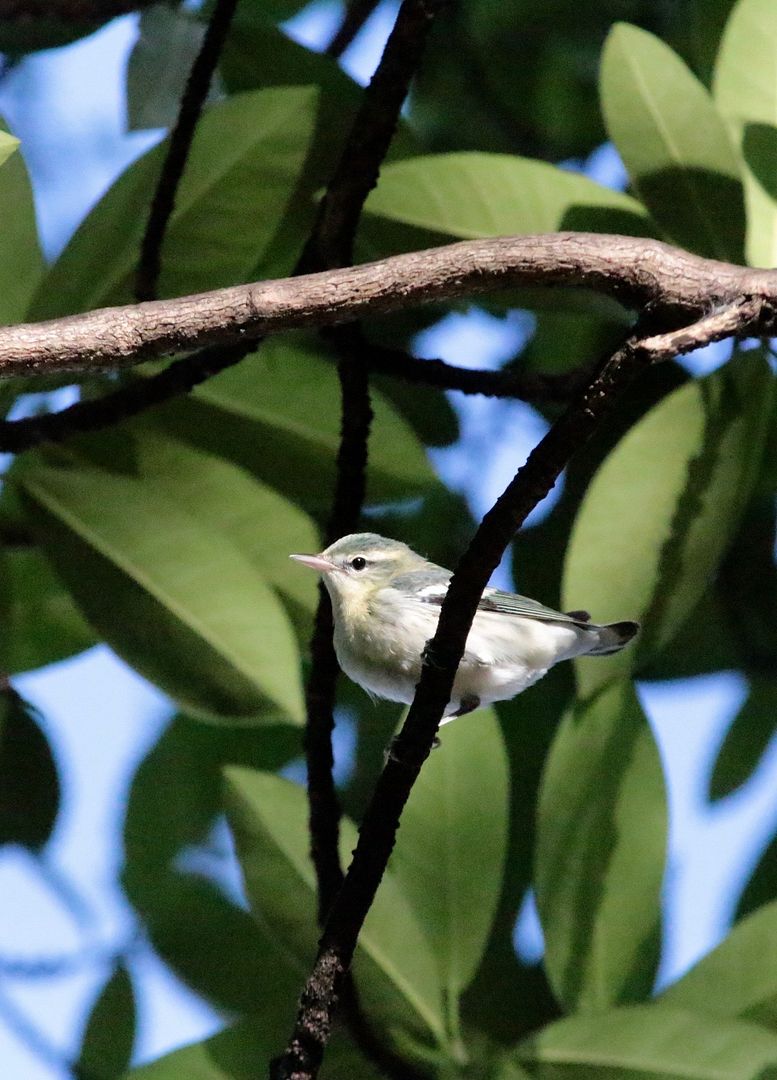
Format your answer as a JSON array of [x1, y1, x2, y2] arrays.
[[451, 694, 481, 718]]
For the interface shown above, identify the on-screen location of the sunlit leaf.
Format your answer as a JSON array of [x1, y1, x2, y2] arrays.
[[535, 680, 667, 1012], [563, 352, 772, 697], [601, 23, 745, 260], [515, 1004, 777, 1078], [364, 152, 652, 239], [21, 464, 304, 725]]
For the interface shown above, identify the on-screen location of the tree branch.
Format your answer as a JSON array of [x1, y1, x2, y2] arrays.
[[326, 0, 382, 59], [135, 0, 240, 302], [273, 297, 746, 1078], [0, 234, 774, 381], [297, 5, 445, 1078]]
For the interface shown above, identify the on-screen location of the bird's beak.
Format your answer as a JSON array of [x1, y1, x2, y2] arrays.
[[289, 553, 336, 573]]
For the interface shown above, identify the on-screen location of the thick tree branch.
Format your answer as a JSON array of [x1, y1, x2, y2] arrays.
[[272, 299, 744, 1079], [1, 234, 774, 381], [135, 0, 240, 302]]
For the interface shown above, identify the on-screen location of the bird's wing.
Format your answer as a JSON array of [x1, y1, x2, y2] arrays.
[[390, 569, 583, 625]]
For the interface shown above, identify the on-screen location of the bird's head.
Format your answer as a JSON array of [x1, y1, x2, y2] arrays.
[[290, 533, 426, 607]]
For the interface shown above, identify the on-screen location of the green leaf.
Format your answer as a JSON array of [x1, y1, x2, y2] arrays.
[[535, 680, 667, 1012], [708, 678, 777, 800], [515, 1004, 777, 1079], [0, 127, 44, 323], [131, 870, 303, 1019], [4, 547, 96, 675], [224, 769, 447, 1050], [21, 463, 304, 725], [600, 23, 745, 261], [30, 86, 318, 317], [364, 153, 653, 239], [126, 6, 207, 132], [76, 964, 136, 1080], [122, 717, 300, 1016], [714, 0, 777, 266], [390, 709, 508, 1008], [563, 352, 773, 697], [123, 1019, 384, 1080], [660, 900, 777, 1029], [123, 715, 299, 877], [0, 687, 60, 851], [129, 427, 320, 631], [158, 334, 437, 513]]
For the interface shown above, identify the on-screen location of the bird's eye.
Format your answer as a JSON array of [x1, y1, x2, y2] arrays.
[[350, 557, 367, 571]]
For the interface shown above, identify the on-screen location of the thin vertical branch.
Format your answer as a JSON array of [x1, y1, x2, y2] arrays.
[[272, 324, 666, 1080], [298, 0, 447, 922], [135, 0, 241, 302]]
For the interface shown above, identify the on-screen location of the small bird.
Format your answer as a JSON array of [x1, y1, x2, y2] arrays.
[[290, 533, 638, 721]]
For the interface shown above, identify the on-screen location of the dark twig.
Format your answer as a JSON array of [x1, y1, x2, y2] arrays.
[[135, 0, 241, 302], [363, 339, 591, 401], [272, 303, 745, 1079], [326, 0, 382, 58], [298, 0, 449, 272], [0, 343, 253, 453]]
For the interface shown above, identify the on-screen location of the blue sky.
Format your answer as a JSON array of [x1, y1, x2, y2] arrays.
[[1, 3, 776, 1075]]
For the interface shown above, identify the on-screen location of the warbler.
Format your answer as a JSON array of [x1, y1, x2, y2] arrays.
[[290, 533, 638, 720]]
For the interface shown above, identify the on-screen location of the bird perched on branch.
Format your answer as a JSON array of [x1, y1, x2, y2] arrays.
[[290, 533, 638, 720]]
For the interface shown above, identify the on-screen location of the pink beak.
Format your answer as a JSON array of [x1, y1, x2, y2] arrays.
[[289, 553, 336, 573]]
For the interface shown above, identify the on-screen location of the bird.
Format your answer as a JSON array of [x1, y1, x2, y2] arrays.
[[290, 533, 638, 721]]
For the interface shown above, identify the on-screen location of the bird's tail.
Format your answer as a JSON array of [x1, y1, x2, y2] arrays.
[[583, 620, 640, 656]]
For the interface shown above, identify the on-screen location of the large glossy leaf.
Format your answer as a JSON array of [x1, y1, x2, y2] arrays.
[[124, 1019, 383, 1080], [31, 86, 318, 318], [0, 129, 43, 324], [390, 709, 508, 1006], [600, 23, 745, 261], [660, 900, 777, 1029], [364, 152, 652, 239], [4, 547, 96, 674], [563, 352, 772, 697], [535, 680, 667, 1012], [224, 769, 447, 1050], [515, 1004, 777, 1078], [76, 963, 136, 1080], [0, 687, 59, 851], [714, 0, 777, 266], [129, 427, 320, 628], [21, 464, 304, 725], [158, 334, 437, 513]]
